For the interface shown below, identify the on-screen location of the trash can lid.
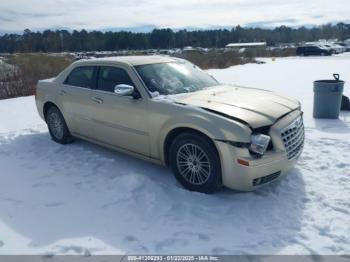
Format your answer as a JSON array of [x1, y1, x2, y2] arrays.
[[314, 79, 345, 84]]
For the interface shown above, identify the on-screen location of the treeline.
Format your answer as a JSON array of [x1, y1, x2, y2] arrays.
[[1, 23, 350, 53]]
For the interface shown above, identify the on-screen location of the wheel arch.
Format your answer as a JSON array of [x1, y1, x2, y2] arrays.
[[163, 127, 219, 167], [43, 101, 61, 121]]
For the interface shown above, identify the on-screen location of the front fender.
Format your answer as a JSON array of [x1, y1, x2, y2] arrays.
[[151, 103, 251, 163]]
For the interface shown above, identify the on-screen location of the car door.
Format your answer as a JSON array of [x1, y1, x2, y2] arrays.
[[60, 66, 97, 138], [303, 47, 310, 56], [88, 65, 150, 156], [314, 46, 322, 55], [311, 46, 318, 55]]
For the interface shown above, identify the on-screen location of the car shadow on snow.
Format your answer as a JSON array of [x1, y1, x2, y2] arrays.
[[0, 131, 307, 255]]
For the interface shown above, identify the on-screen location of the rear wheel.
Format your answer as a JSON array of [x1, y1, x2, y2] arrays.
[[46, 106, 73, 144], [169, 132, 222, 193]]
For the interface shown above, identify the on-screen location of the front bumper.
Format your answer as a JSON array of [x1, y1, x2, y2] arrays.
[[216, 110, 304, 191]]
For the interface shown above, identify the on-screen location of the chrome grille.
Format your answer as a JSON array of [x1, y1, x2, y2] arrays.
[[280, 116, 304, 160]]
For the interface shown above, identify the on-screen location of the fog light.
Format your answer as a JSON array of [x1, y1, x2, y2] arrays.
[[253, 178, 262, 186]]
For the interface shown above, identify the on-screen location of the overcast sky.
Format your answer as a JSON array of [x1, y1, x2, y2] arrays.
[[0, 0, 349, 32]]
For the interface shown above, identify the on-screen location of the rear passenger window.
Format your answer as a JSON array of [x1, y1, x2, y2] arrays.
[[97, 66, 134, 92], [65, 66, 94, 88]]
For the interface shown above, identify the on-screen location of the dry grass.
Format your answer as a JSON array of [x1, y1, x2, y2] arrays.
[[244, 47, 297, 58], [0, 49, 296, 99], [175, 50, 255, 69], [3, 53, 72, 98]]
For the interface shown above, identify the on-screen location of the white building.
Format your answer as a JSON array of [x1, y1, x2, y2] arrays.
[[225, 42, 266, 49]]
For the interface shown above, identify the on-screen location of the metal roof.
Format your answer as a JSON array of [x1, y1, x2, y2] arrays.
[[225, 42, 266, 48]]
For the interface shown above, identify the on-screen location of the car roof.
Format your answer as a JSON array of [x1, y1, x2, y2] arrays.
[[74, 55, 178, 67]]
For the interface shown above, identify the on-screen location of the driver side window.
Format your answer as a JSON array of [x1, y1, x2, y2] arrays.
[[97, 66, 134, 92]]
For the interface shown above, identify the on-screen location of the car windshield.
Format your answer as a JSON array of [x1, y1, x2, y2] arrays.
[[134, 61, 219, 95]]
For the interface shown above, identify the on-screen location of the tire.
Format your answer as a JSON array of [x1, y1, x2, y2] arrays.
[[46, 106, 73, 144], [169, 132, 222, 193]]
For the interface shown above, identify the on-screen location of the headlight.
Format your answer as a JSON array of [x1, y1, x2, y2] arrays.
[[249, 134, 271, 156]]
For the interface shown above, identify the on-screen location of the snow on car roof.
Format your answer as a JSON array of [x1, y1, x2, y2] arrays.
[[75, 55, 177, 66]]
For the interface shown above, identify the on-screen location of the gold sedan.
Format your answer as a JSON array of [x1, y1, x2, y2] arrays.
[[36, 56, 304, 193]]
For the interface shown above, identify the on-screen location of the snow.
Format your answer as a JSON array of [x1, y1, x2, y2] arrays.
[[0, 54, 350, 255], [208, 54, 350, 139]]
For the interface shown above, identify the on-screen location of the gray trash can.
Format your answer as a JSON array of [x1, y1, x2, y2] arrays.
[[313, 74, 345, 119]]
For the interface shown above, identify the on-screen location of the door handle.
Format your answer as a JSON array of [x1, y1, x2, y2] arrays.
[[59, 90, 66, 96], [91, 97, 103, 104]]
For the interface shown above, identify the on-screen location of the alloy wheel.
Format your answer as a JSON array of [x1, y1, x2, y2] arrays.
[[47, 111, 64, 140], [176, 143, 211, 185]]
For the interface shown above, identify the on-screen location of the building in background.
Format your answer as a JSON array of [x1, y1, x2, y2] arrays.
[[225, 42, 267, 49]]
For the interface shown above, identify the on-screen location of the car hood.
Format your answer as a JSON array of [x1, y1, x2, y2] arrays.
[[173, 85, 300, 128]]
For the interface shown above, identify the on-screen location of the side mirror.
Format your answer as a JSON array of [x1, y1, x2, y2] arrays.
[[114, 84, 134, 96]]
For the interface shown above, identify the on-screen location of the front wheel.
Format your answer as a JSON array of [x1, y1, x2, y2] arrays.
[[169, 132, 222, 193], [46, 106, 73, 144]]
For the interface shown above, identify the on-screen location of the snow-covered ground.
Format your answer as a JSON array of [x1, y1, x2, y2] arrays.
[[0, 54, 350, 255]]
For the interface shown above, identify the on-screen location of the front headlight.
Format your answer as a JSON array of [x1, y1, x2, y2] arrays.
[[249, 134, 271, 156]]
